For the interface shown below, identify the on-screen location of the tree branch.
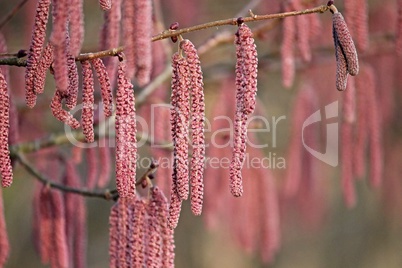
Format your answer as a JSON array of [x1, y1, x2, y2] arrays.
[[0, 4, 330, 67], [151, 5, 329, 41], [16, 153, 118, 200], [16, 153, 160, 200]]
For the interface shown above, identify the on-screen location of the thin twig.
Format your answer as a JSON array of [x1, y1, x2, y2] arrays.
[[0, 4, 330, 67], [16, 153, 160, 200], [16, 153, 117, 200], [151, 5, 329, 41]]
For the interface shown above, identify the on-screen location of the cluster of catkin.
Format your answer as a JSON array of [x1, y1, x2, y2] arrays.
[[168, 39, 206, 228], [25, 0, 114, 133], [168, 21, 258, 228], [330, 4, 359, 91], [281, 0, 322, 88], [340, 65, 383, 208], [33, 159, 86, 268], [109, 187, 175, 268]]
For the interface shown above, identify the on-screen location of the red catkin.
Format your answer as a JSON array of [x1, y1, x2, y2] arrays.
[[99, 0, 121, 87], [293, 0, 312, 62], [69, 0, 84, 56], [49, 190, 69, 268], [146, 189, 163, 267], [230, 23, 258, 197], [133, 0, 153, 86], [86, 147, 98, 189], [0, 189, 9, 267], [34, 43, 54, 95], [180, 40, 205, 215], [0, 71, 12, 188], [333, 26, 349, 91], [341, 121, 357, 208], [364, 67, 383, 188], [91, 58, 113, 117], [122, 0, 136, 78], [115, 57, 137, 198], [97, 142, 112, 188], [332, 11, 359, 76], [62, 158, 87, 268], [170, 53, 190, 201], [25, 0, 51, 108], [99, 0, 112, 10], [168, 180, 183, 229], [150, 187, 175, 267], [81, 61, 95, 143], [65, 54, 79, 110], [343, 77, 356, 124], [397, 0, 402, 55], [353, 74, 368, 179], [50, 0, 70, 95], [281, 5, 296, 88], [50, 89, 81, 129], [127, 199, 146, 267], [354, 0, 369, 52], [109, 202, 119, 268], [37, 186, 52, 264]]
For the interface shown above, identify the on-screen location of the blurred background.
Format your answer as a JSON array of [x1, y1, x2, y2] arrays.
[[1, 0, 402, 267]]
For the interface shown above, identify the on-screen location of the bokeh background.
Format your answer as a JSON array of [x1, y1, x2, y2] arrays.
[[1, 0, 402, 267]]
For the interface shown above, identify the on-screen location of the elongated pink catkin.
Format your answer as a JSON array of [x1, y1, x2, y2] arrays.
[[284, 86, 314, 196], [147, 189, 163, 268], [73, 194, 87, 268], [50, 0, 70, 94], [180, 40, 205, 215], [293, 0, 311, 62], [230, 22, 258, 197], [354, 0, 369, 52], [0, 189, 9, 267], [37, 187, 52, 264], [81, 61, 95, 143], [50, 89, 80, 129], [99, 0, 121, 87], [332, 11, 359, 76], [69, 0, 84, 56], [133, 0, 152, 86], [86, 147, 98, 189], [168, 181, 183, 229], [396, 0, 402, 55], [115, 57, 137, 198], [97, 142, 112, 188], [170, 53, 190, 201], [0, 71, 12, 188], [99, 0, 112, 10], [65, 54, 79, 110], [364, 67, 383, 188], [128, 199, 146, 267], [62, 158, 87, 268], [34, 43, 54, 95], [353, 73, 368, 179], [25, 0, 51, 108], [49, 190, 69, 268], [334, 28, 349, 91], [281, 7, 296, 88], [341, 122, 357, 208], [343, 77, 356, 123], [91, 58, 113, 117], [122, 0, 136, 79], [151, 188, 175, 267], [109, 202, 119, 268]]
